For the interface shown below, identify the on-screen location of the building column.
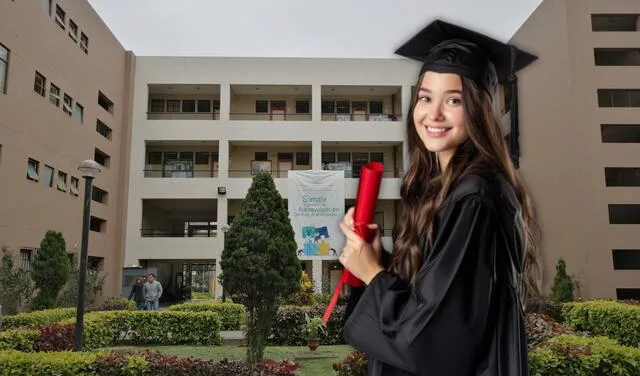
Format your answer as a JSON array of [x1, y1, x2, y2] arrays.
[[312, 84, 322, 122], [218, 139, 229, 179], [312, 259, 323, 293], [219, 84, 231, 121], [215, 196, 228, 298], [401, 84, 413, 170], [312, 139, 322, 170]]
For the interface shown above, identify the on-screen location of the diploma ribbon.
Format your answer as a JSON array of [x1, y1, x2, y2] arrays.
[[322, 161, 384, 324]]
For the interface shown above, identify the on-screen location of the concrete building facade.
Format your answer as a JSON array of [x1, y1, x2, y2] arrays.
[[0, 0, 134, 298]]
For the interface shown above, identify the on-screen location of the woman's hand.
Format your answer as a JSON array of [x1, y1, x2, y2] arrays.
[[339, 207, 384, 285]]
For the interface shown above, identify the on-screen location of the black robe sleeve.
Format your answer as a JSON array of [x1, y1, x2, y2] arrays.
[[343, 194, 497, 375]]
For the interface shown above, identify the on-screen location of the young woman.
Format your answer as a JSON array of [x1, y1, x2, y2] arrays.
[[338, 19, 541, 376]]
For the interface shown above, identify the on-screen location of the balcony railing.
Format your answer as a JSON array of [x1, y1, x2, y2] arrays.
[[140, 228, 218, 238], [321, 113, 402, 122], [147, 112, 220, 120], [144, 168, 218, 178], [228, 168, 403, 179], [229, 113, 312, 121]]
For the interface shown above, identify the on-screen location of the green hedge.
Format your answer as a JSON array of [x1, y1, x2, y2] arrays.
[[0, 350, 298, 376], [58, 310, 224, 349], [268, 304, 345, 346], [562, 300, 640, 347], [167, 301, 246, 330], [0, 350, 99, 376], [529, 334, 640, 375], [1, 308, 76, 330], [0, 329, 39, 352]]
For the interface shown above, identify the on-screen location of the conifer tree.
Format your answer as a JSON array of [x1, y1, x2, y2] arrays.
[[219, 172, 302, 363], [30, 230, 70, 310]]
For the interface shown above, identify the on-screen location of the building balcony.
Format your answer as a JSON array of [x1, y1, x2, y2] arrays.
[[146, 84, 220, 121], [144, 141, 219, 179], [140, 198, 219, 238], [321, 85, 402, 122], [230, 84, 312, 121]]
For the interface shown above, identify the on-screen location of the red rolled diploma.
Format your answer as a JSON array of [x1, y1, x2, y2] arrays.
[[322, 161, 384, 323]]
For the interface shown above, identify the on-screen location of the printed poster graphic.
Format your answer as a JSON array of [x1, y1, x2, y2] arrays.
[[288, 170, 345, 260]]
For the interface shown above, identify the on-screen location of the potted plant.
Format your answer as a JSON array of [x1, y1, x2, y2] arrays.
[[305, 313, 326, 351]]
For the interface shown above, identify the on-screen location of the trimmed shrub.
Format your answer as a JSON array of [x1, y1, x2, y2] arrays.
[[268, 304, 345, 345], [167, 301, 246, 330], [0, 350, 99, 376], [0, 350, 298, 376], [86, 297, 137, 313], [1, 308, 76, 330], [563, 300, 640, 347], [0, 329, 39, 352], [529, 334, 640, 375], [525, 297, 564, 322]]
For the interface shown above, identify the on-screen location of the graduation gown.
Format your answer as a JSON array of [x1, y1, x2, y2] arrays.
[[343, 171, 529, 376]]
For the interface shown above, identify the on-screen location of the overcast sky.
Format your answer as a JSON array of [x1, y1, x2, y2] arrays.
[[87, 0, 543, 58]]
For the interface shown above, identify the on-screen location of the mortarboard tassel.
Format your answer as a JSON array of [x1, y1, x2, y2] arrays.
[[508, 46, 520, 169]]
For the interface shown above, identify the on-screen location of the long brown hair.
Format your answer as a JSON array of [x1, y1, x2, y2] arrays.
[[390, 72, 541, 301]]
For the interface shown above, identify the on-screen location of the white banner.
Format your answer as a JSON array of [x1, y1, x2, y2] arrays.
[[288, 170, 344, 260]]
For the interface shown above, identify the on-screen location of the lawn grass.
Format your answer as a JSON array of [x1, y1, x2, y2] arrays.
[[136, 344, 353, 376]]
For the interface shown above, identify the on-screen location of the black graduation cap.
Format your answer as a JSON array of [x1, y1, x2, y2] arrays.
[[395, 19, 538, 168]]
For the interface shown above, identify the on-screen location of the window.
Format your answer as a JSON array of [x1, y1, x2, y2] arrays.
[[147, 151, 162, 165], [617, 289, 640, 300], [89, 216, 106, 232], [54, 5, 65, 29], [605, 167, 640, 186], [49, 83, 60, 106], [98, 91, 113, 113], [56, 170, 68, 191], [598, 89, 640, 107], [26, 158, 39, 181], [92, 186, 108, 204], [88, 256, 103, 270], [80, 33, 89, 54], [609, 204, 640, 224], [369, 101, 384, 114], [20, 249, 32, 271], [34, 71, 46, 97], [255, 100, 268, 113], [68, 20, 78, 42], [591, 14, 639, 32], [182, 100, 196, 112], [296, 152, 310, 165], [601, 124, 640, 143], [594, 48, 640, 66], [296, 101, 310, 114], [149, 99, 164, 112], [74, 103, 84, 123], [0, 43, 8, 94], [94, 148, 110, 167], [96, 120, 112, 140], [255, 152, 268, 161], [70, 177, 79, 196], [612, 249, 640, 270], [197, 100, 211, 113], [195, 152, 209, 165], [166, 100, 180, 112], [42, 165, 54, 187], [63, 94, 73, 115]]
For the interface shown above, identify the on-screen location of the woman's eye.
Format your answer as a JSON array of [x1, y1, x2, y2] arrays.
[[447, 97, 461, 105], [418, 96, 430, 103]]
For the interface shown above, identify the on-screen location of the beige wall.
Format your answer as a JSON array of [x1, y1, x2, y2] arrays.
[[0, 0, 133, 298], [513, 0, 640, 298]]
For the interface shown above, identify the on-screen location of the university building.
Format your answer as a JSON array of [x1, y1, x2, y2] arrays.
[[1, 0, 640, 301]]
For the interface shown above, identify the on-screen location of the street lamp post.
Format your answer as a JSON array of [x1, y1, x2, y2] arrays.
[[73, 160, 101, 351]]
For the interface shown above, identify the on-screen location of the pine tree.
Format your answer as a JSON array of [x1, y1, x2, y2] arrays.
[[219, 172, 302, 363], [30, 230, 70, 310], [550, 258, 574, 302]]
